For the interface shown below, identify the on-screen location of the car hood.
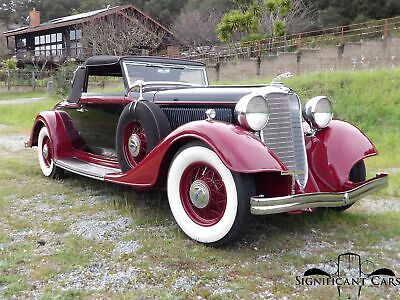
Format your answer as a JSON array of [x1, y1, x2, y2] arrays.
[[151, 86, 264, 103]]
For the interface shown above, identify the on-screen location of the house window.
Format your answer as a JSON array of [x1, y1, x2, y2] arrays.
[[70, 29, 82, 41], [16, 38, 26, 48], [34, 32, 64, 57], [70, 29, 82, 57], [16, 37, 27, 58]]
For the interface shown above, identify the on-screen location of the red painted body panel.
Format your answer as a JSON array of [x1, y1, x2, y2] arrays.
[[105, 120, 288, 187], [28, 111, 74, 159], [303, 120, 377, 193], [29, 110, 378, 197]]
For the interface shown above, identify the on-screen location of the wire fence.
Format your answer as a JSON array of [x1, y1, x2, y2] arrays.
[[173, 16, 400, 65], [2, 15, 400, 90], [0, 70, 52, 90]]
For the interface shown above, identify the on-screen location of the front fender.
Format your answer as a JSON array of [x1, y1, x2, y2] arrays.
[[105, 120, 286, 187], [305, 120, 377, 192], [168, 121, 287, 173], [28, 111, 73, 159]]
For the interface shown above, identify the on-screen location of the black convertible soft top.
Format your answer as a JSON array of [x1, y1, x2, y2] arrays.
[[84, 55, 205, 67]]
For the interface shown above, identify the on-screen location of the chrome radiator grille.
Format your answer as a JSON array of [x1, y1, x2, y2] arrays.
[[262, 93, 308, 187], [162, 107, 232, 130]]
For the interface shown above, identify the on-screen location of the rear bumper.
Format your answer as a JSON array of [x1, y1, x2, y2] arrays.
[[250, 173, 388, 215]]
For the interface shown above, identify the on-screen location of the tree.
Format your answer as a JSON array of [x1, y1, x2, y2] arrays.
[[119, 0, 188, 26], [216, 0, 294, 43], [0, 0, 81, 25], [81, 14, 163, 56], [173, 0, 233, 47], [315, 0, 400, 27]]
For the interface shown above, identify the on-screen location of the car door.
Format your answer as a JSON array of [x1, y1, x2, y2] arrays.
[[59, 67, 129, 157]]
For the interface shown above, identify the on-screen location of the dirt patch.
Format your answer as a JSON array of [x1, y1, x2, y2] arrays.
[[54, 262, 142, 292], [353, 196, 400, 213], [0, 134, 28, 151], [112, 240, 141, 256], [69, 213, 133, 241]]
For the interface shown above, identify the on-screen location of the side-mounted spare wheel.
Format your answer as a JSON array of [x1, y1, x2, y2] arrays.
[[167, 141, 256, 246], [116, 101, 171, 172], [37, 126, 63, 178]]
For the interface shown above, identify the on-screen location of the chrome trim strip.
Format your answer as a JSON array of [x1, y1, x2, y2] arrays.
[[290, 93, 308, 188], [250, 174, 388, 215], [122, 61, 208, 88]]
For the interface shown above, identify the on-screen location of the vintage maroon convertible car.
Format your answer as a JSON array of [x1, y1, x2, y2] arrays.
[[28, 55, 388, 245]]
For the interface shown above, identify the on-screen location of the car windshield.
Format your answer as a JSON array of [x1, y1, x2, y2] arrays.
[[122, 61, 207, 87]]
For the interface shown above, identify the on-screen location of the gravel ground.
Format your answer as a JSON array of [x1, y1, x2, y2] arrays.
[[0, 133, 28, 151]]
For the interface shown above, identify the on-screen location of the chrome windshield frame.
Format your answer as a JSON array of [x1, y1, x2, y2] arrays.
[[121, 60, 209, 88]]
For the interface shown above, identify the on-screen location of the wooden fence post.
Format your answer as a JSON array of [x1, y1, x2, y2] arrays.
[[340, 26, 345, 44], [256, 41, 262, 76], [31, 71, 36, 90], [384, 20, 388, 39], [296, 34, 302, 49], [7, 70, 10, 91]]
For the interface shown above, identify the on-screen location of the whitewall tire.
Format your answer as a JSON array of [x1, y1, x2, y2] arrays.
[[167, 142, 255, 246], [37, 126, 63, 178]]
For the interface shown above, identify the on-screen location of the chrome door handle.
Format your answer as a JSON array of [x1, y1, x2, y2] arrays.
[[76, 107, 88, 113]]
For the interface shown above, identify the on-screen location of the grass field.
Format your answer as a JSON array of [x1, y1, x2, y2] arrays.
[[0, 90, 46, 101], [0, 69, 399, 299]]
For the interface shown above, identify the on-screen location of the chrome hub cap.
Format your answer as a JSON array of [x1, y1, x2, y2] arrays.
[[42, 144, 49, 159], [189, 180, 210, 209], [128, 134, 141, 157]]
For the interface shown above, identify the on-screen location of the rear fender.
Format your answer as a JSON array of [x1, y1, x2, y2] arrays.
[[305, 120, 377, 192], [105, 120, 286, 187], [28, 111, 74, 159]]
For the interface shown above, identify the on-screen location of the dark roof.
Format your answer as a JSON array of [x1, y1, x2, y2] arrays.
[[4, 5, 173, 37], [84, 56, 205, 67]]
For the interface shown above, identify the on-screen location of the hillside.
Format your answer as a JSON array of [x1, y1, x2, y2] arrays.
[[222, 68, 400, 169], [285, 69, 400, 172]]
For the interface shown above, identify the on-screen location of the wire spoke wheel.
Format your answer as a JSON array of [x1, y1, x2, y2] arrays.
[[180, 163, 227, 226], [167, 142, 255, 246], [123, 121, 147, 168]]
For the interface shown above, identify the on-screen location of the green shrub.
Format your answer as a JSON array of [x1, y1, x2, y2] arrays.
[[2, 58, 17, 70], [53, 61, 78, 96]]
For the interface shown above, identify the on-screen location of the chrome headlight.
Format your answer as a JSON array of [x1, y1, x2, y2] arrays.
[[303, 96, 333, 129], [235, 94, 270, 131]]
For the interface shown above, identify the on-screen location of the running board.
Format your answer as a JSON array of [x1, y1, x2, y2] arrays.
[[55, 158, 121, 180]]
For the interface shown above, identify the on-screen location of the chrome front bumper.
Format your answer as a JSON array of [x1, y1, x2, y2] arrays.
[[250, 173, 388, 215]]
